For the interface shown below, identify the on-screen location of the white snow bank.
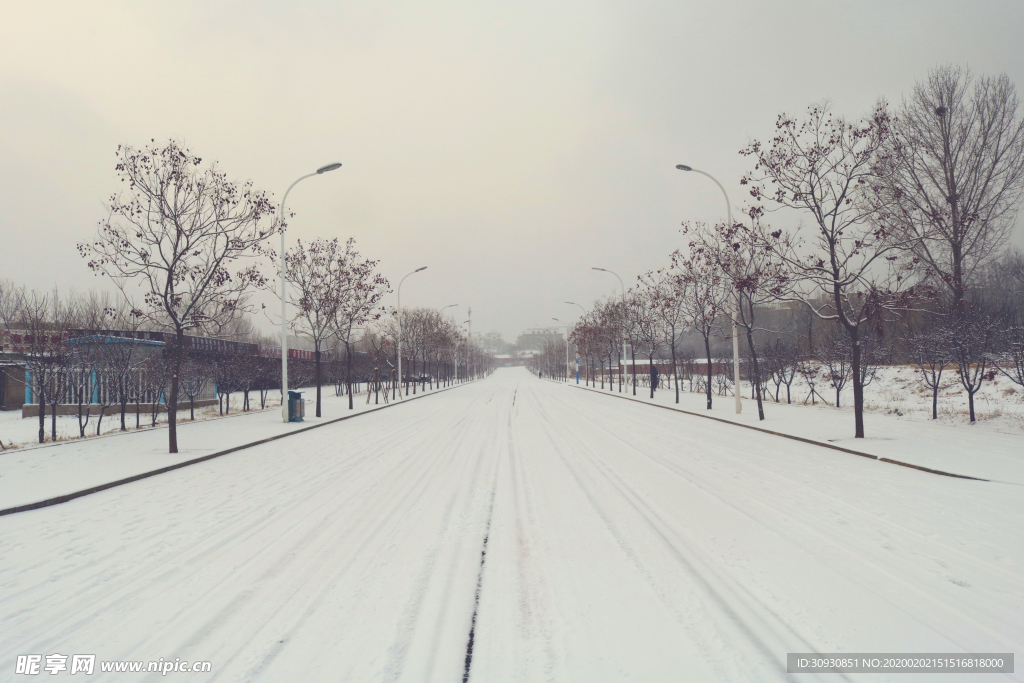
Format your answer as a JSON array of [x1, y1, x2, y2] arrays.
[[563, 379, 1024, 485]]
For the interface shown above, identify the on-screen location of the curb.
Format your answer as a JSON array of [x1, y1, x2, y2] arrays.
[[0, 381, 479, 517], [566, 383, 989, 482]]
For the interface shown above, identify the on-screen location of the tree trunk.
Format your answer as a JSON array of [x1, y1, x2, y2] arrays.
[[314, 347, 322, 418], [745, 328, 765, 421], [77, 390, 85, 437], [618, 347, 622, 393], [967, 389, 976, 423], [703, 336, 713, 410], [120, 377, 127, 430], [346, 344, 354, 410], [631, 348, 637, 396], [168, 330, 183, 453], [850, 330, 865, 438], [38, 378, 45, 443], [671, 343, 679, 404], [648, 354, 655, 399]]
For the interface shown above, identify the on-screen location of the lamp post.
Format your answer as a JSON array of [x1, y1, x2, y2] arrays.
[[279, 162, 342, 423], [565, 302, 585, 383], [676, 164, 742, 415], [592, 267, 627, 393], [538, 337, 553, 378], [458, 319, 469, 382], [397, 266, 427, 398], [552, 318, 570, 382], [441, 304, 457, 384]]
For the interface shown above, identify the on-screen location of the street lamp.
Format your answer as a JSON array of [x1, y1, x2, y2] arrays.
[[458, 319, 470, 382], [565, 301, 586, 316], [592, 267, 627, 393], [552, 318, 570, 383], [397, 266, 427, 397], [441, 304, 458, 385], [279, 162, 342, 423], [537, 337, 554, 378], [676, 163, 742, 415], [565, 302, 585, 383]]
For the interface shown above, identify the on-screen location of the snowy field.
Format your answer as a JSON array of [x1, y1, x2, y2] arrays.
[[1, 367, 1021, 681], [0, 382, 459, 510], [564, 374, 1024, 485], [605, 362, 1024, 432], [0, 382, 414, 450]]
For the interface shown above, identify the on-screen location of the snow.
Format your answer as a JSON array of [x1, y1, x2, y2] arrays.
[[1, 367, 1021, 681], [0, 383, 455, 510], [571, 367, 1024, 485]]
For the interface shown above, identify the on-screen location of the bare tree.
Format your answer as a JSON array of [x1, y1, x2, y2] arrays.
[[330, 241, 389, 409], [880, 66, 1024, 311], [673, 248, 729, 409], [947, 307, 999, 423], [640, 268, 688, 403], [79, 139, 276, 453], [743, 101, 915, 437], [688, 217, 791, 420], [139, 354, 171, 428], [285, 237, 343, 417], [0, 287, 78, 443], [907, 320, 954, 419], [818, 330, 852, 408], [180, 351, 213, 420], [993, 324, 1024, 389]]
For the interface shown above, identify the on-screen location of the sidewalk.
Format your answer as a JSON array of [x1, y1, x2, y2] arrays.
[[0, 381, 469, 510], [563, 381, 1024, 485]]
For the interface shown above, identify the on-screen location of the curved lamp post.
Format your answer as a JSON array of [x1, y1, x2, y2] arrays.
[[458, 319, 470, 382], [676, 164, 742, 415], [552, 318, 570, 382], [441, 304, 457, 383], [565, 302, 586, 383], [397, 266, 427, 397], [279, 162, 342, 422], [592, 267, 627, 393]]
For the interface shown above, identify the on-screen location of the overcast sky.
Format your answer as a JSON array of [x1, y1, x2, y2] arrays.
[[2, 0, 1022, 341]]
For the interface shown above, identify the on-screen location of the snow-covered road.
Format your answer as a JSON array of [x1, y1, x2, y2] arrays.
[[2, 368, 1021, 681]]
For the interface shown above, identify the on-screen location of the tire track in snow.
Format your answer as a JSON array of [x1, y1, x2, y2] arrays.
[[555, 384, 1021, 649], [521, 381, 832, 680], [0, 385, 492, 673], [460, 490, 494, 683], [530, 379, 1020, 676], [460, 381, 512, 683]]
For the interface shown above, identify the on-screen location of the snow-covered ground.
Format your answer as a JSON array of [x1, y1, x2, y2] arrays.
[[0, 381, 461, 510], [0, 399, 281, 449], [565, 375, 1024, 485], [1, 367, 1020, 681], [638, 362, 1024, 431], [0, 382, 415, 450]]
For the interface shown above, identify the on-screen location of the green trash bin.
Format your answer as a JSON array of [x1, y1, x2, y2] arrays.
[[288, 391, 305, 422]]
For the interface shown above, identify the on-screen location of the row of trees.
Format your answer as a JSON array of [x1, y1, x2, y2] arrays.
[[3, 133, 494, 450], [65, 139, 493, 453], [1, 278, 494, 445], [0, 287, 180, 442], [571, 65, 1024, 437]]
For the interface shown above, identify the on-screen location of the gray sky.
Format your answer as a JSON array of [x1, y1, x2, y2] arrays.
[[2, 0, 1022, 341]]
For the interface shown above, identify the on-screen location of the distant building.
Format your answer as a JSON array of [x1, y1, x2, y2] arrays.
[[515, 327, 563, 351]]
